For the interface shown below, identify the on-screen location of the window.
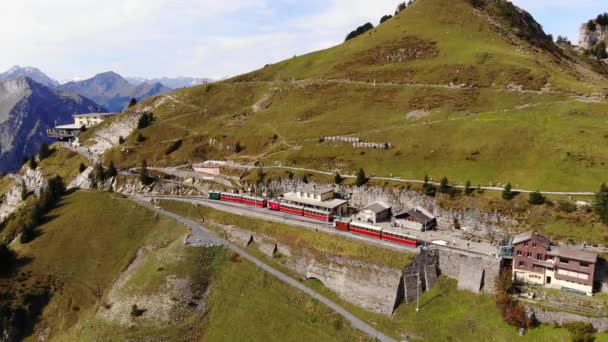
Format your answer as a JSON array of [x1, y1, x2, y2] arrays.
[[560, 258, 569, 264], [524, 242, 529, 246], [536, 254, 543, 260], [580, 262, 589, 268], [518, 261, 525, 267], [527, 252, 532, 258], [532, 243, 537, 248], [516, 250, 522, 256]]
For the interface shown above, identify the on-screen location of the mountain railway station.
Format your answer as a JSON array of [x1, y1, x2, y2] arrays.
[[46, 112, 116, 140]]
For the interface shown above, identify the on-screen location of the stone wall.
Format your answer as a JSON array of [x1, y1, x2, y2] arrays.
[[530, 307, 608, 333], [214, 223, 403, 315], [436, 247, 500, 294]]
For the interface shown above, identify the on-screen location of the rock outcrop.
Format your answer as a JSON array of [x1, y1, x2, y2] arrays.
[[579, 23, 607, 50]]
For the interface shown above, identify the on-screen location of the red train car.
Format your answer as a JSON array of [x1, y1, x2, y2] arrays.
[[303, 207, 333, 222], [334, 219, 350, 231], [268, 200, 280, 211], [279, 202, 304, 216], [242, 195, 267, 208], [348, 221, 382, 239], [382, 229, 419, 247], [220, 192, 242, 203]]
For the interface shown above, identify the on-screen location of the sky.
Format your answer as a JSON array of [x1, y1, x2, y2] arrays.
[[0, 0, 604, 81]]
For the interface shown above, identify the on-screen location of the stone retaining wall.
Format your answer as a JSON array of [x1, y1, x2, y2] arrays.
[[530, 307, 608, 332]]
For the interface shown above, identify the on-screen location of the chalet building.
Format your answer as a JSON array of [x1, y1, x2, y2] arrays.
[[282, 185, 348, 216], [512, 231, 597, 296], [46, 112, 116, 140], [355, 201, 391, 224], [392, 207, 437, 231]]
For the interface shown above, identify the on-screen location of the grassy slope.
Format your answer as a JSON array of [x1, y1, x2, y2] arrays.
[[99, 0, 608, 192], [38, 147, 89, 182], [1, 191, 375, 341], [0, 176, 15, 197]]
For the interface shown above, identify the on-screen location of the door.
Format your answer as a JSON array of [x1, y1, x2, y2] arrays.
[[546, 276, 551, 284]]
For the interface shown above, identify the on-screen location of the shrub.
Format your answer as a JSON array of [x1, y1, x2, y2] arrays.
[[130, 304, 144, 317], [38, 142, 51, 160], [528, 191, 545, 205], [345, 22, 374, 42], [556, 35, 571, 45], [137, 112, 154, 129], [106, 162, 117, 178], [464, 180, 473, 196], [379, 14, 392, 24], [595, 183, 608, 224], [597, 13, 608, 26], [592, 41, 608, 59], [79, 162, 87, 173], [165, 139, 183, 155], [587, 20, 597, 32], [136, 133, 146, 143], [118, 136, 125, 144], [234, 141, 243, 153], [438, 177, 450, 193], [334, 173, 343, 184], [355, 168, 367, 187], [502, 183, 513, 200], [128, 98, 137, 108], [0, 243, 15, 274], [563, 322, 596, 342], [140, 160, 154, 186], [556, 200, 577, 213], [20, 225, 36, 244], [29, 156, 38, 170]]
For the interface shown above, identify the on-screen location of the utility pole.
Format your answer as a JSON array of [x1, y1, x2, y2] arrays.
[[416, 269, 421, 312]]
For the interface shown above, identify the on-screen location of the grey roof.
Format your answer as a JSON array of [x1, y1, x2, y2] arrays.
[[362, 201, 391, 214], [512, 231, 551, 249], [297, 185, 334, 195], [548, 246, 597, 263], [394, 207, 435, 222]]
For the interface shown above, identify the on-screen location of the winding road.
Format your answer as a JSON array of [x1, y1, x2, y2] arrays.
[[132, 196, 397, 342]]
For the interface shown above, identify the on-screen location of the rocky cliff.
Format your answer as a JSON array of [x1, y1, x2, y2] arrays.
[[0, 77, 105, 173], [579, 23, 607, 50]]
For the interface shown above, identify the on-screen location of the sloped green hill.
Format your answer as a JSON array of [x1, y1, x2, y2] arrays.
[[99, 0, 608, 191]]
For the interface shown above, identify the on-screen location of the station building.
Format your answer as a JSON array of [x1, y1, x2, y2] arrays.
[[282, 185, 348, 216]]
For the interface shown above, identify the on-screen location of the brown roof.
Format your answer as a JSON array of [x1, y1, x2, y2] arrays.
[[394, 207, 434, 222], [547, 246, 597, 263], [512, 231, 551, 249]]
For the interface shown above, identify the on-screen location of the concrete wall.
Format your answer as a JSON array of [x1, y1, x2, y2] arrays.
[[436, 247, 501, 294]]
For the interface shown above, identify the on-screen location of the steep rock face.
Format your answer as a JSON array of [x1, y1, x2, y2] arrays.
[[59, 72, 171, 112], [0, 77, 105, 173], [579, 23, 607, 50]]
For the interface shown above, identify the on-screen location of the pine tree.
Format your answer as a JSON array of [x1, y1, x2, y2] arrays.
[[464, 180, 473, 196], [107, 161, 118, 178], [528, 191, 545, 205], [439, 177, 450, 193], [595, 183, 608, 224], [140, 160, 153, 185], [502, 183, 513, 200], [29, 156, 38, 170], [128, 98, 138, 108], [79, 163, 87, 173], [38, 142, 51, 160], [334, 172, 343, 184], [356, 168, 367, 187]]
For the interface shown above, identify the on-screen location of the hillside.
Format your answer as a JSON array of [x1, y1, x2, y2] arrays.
[[0, 77, 104, 173], [97, 0, 608, 191], [0, 191, 372, 341], [59, 72, 171, 112]]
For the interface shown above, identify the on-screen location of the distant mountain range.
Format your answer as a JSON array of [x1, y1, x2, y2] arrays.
[[0, 66, 60, 88], [59, 72, 171, 112], [0, 77, 105, 173], [0, 66, 211, 112], [125, 76, 212, 89]]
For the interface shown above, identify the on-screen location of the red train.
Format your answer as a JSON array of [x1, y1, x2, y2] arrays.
[[213, 192, 333, 222], [210, 191, 419, 247], [334, 219, 420, 247]]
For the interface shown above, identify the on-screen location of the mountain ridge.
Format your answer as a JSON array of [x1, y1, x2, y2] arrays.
[[0, 76, 105, 173], [0, 66, 60, 88], [59, 72, 171, 112]]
